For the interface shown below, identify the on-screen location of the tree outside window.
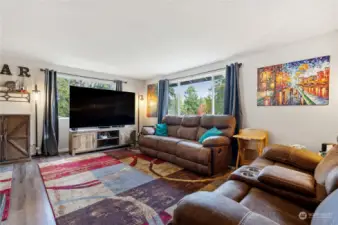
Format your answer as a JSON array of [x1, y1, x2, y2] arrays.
[[168, 83, 178, 115], [57, 76, 115, 118], [168, 73, 225, 116], [179, 77, 212, 115], [214, 75, 225, 114]]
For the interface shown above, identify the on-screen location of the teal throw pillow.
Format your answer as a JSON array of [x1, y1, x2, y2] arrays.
[[198, 127, 223, 143], [155, 123, 168, 136]]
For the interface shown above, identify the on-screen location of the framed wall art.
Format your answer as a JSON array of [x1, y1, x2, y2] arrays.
[[146, 83, 158, 117], [257, 56, 330, 106]]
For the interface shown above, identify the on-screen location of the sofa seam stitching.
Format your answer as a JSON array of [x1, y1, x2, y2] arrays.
[[260, 173, 315, 194], [239, 211, 252, 225]]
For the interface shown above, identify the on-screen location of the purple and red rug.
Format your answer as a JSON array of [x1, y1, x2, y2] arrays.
[[38, 149, 229, 225], [0, 165, 12, 221]]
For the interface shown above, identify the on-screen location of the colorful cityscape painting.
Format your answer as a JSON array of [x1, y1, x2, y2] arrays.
[[257, 56, 330, 106], [146, 83, 158, 117]]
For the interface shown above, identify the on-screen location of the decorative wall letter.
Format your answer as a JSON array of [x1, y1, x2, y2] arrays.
[[18, 66, 31, 77], [0, 64, 12, 75]]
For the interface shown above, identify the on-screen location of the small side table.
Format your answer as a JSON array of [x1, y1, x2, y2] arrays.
[[233, 129, 268, 168]]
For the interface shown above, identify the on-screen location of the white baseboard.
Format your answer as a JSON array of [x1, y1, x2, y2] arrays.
[[58, 148, 69, 153]]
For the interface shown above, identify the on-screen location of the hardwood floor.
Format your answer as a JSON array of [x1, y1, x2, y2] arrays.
[[5, 155, 70, 225], [4, 149, 128, 225]]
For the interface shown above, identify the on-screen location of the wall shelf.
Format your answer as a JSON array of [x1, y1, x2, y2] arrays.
[[0, 91, 30, 103]]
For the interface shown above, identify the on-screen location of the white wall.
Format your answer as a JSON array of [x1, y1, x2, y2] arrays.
[[0, 54, 146, 153], [2, 31, 336, 153], [143, 31, 338, 152]]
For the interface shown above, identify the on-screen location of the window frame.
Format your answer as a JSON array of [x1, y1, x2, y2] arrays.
[[168, 69, 226, 116], [57, 73, 116, 118]]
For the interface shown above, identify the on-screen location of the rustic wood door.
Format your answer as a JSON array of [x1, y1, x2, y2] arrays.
[[2, 115, 30, 162]]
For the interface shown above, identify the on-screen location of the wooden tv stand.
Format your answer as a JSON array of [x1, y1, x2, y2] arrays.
[[69, 127, 122, 156]]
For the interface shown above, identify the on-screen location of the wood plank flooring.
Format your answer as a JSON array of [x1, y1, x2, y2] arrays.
[[4, 149, 129, 225], [5, 155, 70, 225]]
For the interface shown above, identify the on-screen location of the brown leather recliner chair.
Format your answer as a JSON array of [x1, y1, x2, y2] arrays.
[[227, 144, 326, 210], [171, 145, 338, 225], [139, 115, 236, 175]]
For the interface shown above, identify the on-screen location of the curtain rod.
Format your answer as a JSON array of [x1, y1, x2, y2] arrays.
[[40, 68, 128, 84], [168, 63, 242, 81]]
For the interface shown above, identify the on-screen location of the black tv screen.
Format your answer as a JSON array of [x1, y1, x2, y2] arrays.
[[69, 86, 135, 128]]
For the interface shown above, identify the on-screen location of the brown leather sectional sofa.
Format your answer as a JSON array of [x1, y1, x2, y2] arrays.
[[139, 115, 236, 175], [171, 144, 338, 225]]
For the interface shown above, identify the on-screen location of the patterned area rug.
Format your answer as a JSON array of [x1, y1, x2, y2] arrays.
[[38, 149, 229, 225], [0, 165, 13, 221]]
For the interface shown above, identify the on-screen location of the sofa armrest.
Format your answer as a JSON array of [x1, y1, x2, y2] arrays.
[[140, 126, 155, 135], [262, 144, 322, 172], [258, 165, 316, 197], [172, 192, 278, 225], [202, 136, 230, 147]]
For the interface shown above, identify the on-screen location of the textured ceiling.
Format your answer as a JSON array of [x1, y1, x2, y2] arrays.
[[0, 0, 337, 79]]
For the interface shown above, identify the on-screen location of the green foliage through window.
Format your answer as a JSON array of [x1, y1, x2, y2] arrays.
[[214, 75, 225, 114], [167, 73, 226, 116], [57, 75, 115, 118]]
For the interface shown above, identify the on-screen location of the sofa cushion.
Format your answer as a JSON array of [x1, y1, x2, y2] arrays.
[[325, 166, 338, 195], [176, 141, 211, 166], [177, 127, 198, 140], [316, 184, 327, 202], [175, 157, 210, 175], [139, 146, 158, 158], [157, 136, 183, 155], [315, 145, 338, 184], [173, 192, 251, 225], [162, 115, 182, 125], [163, 116, 182, 137], [202, 136, 230, 147], [138, 135, 161, 149], [167, 125, 180, 137], [250, 157, 311, 174], [181, 116, 201, 127], [214, 180, 250, 202], [141, 126, 155, 135], [274, 162, 311, 174], [250, 157, 274, 169], [258, 165, 316, 197], [177, 116, 200, 140], [262, 144, 322, 172], [197, 115, 236, 140], [240, 188, 310, 225]]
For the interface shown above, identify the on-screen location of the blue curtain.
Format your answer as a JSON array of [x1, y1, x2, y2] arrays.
[[115, 80, 123, 91], [157, 79, 169, 124], [224, 63, 242, 165], [41, 69, 59, 156]]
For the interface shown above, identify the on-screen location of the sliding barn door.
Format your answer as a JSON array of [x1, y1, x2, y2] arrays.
[[2, 115, 30, 161]]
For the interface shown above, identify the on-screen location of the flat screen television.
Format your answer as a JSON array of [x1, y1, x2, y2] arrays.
[[69, 86, 135, 128]]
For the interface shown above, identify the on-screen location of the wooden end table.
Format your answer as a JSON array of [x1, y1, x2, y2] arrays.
[[233, 129, 268, 169]]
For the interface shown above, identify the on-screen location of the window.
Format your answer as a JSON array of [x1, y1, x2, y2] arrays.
[[57, 74, 115, 118], [214, 75, 225, 114], [179, 77, 212, 115], [168, 71, 225, 116], [168, 83, 179, 115]]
